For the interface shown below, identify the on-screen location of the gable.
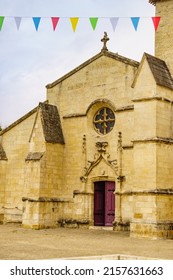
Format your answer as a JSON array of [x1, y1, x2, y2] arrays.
[[46, 51, 139, 89], [47, 53, 139, 117], [132, 53, 173, 91]]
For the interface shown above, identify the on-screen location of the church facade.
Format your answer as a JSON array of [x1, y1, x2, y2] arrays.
[[1, 0, 173, 239]]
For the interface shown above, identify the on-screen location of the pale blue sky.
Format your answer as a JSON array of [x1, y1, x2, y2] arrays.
[[0, 0, 155, 127]]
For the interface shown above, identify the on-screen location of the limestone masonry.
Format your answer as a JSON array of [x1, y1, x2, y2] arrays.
[[1, 0, 173, 239]]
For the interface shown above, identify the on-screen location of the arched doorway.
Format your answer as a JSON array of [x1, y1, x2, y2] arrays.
[[94, 181, 115, 226]]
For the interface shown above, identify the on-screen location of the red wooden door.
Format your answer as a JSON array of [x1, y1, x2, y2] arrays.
[[94, 182, 105, 226], [94, 181, 115, 226], [105, 181, 115, 226]]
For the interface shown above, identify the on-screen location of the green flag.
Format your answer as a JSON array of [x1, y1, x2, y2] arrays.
[[89, 17, 98, 30], [0, 16, 4, 31]]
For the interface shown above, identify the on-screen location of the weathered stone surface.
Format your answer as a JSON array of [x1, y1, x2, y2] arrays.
[[0, 144, 7, 160], [39, 102, 65, 144], [25, 152, 44, 161]]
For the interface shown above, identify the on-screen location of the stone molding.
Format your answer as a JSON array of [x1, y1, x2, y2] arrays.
[[133, 137, 173, 145], [80, 141, 118, 182], [63, 104, 134, 119], [132, 96, 173, 103], [115, 189, 173, 195], [25, 152, 44, 161], [22, 197, 72, 202]]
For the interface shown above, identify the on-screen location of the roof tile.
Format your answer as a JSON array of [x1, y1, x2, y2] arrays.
[[145, 53, 173, 90], [39, 103, 65, 144]]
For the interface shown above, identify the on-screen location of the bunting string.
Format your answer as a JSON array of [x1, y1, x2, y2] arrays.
[[0, 16, 161, 32]]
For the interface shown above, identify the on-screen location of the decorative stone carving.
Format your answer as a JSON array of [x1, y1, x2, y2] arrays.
[[80, 141, 118, 182], [101, 32, 109, 52]]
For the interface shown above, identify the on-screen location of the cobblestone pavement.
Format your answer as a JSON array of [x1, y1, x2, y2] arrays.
[[0, 224, 173, 260]]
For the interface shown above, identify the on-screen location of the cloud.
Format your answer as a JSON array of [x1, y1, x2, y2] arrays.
[[0, 0, 155, 127]]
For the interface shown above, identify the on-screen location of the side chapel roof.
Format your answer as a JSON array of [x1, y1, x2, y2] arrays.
[[39, 102, 64, 144], [0, 102, 65, 144], [145, 53, 173, 89]]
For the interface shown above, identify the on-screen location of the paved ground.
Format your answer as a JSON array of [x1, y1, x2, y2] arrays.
[[0, 224, 173, 260]]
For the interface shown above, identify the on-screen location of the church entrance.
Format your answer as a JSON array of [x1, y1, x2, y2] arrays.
[[94, 181, 115, 226]]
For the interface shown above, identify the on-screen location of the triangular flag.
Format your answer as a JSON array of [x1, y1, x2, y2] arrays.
[[89, 17, 98, 30], [152, 16, 161, 31], [131, 17, 140, 31], [110, 17, 119, 32], [32, 17, 41, 31], [14, 17, 22, 30], [70, 18, 79, 32], [0, 16, 4, 31], [51, 17, 59, 31]]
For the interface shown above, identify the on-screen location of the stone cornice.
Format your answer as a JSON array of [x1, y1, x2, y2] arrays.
[[132, 96, 173, 104], [133, 137, 173, 145], [122, 145, 133, 149], [22, 197, 72, 202], [63, 105, 134, 119], [63, 113, 86, 119], [115, 105, 134, 112], [115, 189, 173, 195]]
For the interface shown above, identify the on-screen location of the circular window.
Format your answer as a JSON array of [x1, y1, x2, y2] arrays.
[[93, 107, 115, 135]]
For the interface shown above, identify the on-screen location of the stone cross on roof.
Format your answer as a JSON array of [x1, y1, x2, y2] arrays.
[[101, 32, 109, 51]]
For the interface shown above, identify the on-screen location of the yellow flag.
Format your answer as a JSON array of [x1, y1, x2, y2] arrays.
[[70, 17, 79, 32]]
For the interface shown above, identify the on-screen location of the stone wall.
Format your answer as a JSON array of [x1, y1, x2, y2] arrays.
[[155, 0, 173, 75], [0, 111, 37, 223], [46, 54, 137, 229]]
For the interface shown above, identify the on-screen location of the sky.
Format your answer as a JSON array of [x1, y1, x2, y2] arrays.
[[0, 0, 155, 128]]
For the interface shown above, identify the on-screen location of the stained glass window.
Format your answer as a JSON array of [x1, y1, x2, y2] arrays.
[[93, 107, 115, 135]]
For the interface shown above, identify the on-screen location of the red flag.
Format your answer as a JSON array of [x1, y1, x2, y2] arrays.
[[51, 17, 59, 31], [152, 16, 161, 31]]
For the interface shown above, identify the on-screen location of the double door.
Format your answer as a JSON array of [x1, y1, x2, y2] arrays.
[[94, 181, 115, 226]]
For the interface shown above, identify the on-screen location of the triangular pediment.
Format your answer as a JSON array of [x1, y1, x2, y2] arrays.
[[88, 156, 117, 179], [80, 142, 118, 183], [46, 51, 139, 89]]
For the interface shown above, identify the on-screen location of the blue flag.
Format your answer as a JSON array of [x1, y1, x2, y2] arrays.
[[32, 17, 41, 31], [131, 17, 140, 31]]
